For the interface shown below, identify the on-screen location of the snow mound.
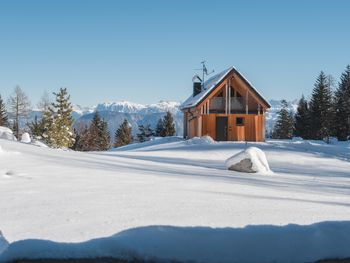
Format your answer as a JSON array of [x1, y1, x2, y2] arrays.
[[0, 127, 16, 141], [226, 147, 271, 174], [1, 222, 350, 263], [31, 140, 48, 148], [21, 132, 31, 143], [111, 136, 184, 151], [0, 231, 9, 256], [185, 136, 215, 145]]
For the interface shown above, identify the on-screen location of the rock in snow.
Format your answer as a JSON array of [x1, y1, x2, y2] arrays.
[[0, 127, 16, 141], [226, 147, 271, 174], [20, 133, 31, 143]]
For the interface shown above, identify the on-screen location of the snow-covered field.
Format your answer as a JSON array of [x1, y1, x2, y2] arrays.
[[1, 136, 350, 262]]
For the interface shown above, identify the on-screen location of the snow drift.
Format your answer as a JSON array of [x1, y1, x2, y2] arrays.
[[226, 147, 271, 174], [0, 127, 16, 141], [1, 221, 350, 263]]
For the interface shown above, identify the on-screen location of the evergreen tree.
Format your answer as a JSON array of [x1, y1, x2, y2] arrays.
[[162, 111, 176, 136], [8, 86, 30, 139], [155, 118, 165, 137], [294, 95, 311, 139], [0, 94, 8, 127], [155, 111, 176, 137], [272, 100, 294, 139], [309, 72, 335, 141], [41, 106, 55, 145], [137, 124, 153, 142], [74, 125, 91, 151], [334, 65, 350, 141], [49, 88, 74, 148], [82, 112, 110, 151], [71, 125, 89, 151], [114, 119, 133, 147], [28, 115, 44, 139]]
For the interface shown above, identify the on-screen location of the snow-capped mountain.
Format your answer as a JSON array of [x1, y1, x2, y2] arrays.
[[73, 101, 183, 140], [94, 101, 181, 115]]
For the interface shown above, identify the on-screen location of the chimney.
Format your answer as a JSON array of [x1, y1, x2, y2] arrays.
[[193, 82, 202, 97], [192, 75, 202, 97]]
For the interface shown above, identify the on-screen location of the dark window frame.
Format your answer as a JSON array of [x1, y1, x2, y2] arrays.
[[236, 117, 245, 126]]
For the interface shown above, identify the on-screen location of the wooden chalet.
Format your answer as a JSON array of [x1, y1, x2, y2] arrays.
[[180, 67, 271, 142]]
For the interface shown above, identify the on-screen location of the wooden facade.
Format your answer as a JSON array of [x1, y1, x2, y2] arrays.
[[181, 67, 270, 142]]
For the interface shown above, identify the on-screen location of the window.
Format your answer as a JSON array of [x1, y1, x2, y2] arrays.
[[236, 117, 244, 126]]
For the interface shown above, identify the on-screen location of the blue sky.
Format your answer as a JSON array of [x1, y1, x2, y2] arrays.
[[0, 0, 349, 106]]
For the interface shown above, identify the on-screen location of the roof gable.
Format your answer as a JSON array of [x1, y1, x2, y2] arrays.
[[180, 66, 271, 110]]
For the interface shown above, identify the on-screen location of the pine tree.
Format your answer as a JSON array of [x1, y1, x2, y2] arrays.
[[71, 125, 89, 151], [74, 125, 91, 151], [0, 94, 8, 127], [162, 111, 176, 136], [272, 100, 294, 139], [98, 118, 111, 150], [309, 72, 335, 141], [49, 88, 75, 148], [294, 95, 311, 139], [334, 65, 350, 141], [114, 119, 133, 147], [28, 115, 44, 139], [155, 118, 165, 137], [83, 112, 111, 151], [41, 106, 55, 145], [137, 124, 153, 142], [8, 86, 30, 139]]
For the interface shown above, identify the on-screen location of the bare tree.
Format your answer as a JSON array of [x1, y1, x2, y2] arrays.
[[8, 86, 31, 138]]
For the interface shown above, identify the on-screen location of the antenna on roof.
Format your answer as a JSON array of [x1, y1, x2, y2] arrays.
[[195, 61, 214, 90]]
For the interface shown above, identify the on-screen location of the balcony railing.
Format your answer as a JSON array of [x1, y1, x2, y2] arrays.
[[209, 97, 245, 113]]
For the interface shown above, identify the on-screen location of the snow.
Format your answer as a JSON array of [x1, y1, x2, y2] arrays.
[[225, 147, 271, 174], [30, 140, 49, 148], [20, 132, 31, 143], [185, 135, 215, 145], [1, 221, 350, 263], [0, 138, 350, 262], [95, 100, 181, 115], [0, 127, 16, 141]]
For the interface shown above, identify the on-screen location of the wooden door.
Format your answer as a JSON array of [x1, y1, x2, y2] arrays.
[[216, 117, 228, 141]]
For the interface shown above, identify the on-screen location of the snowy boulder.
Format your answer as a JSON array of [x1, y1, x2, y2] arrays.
[[225, 147, 271, 174], [0, 231, 9, 255], [0, 127, 16, 141], [21, 132, 31, 143]]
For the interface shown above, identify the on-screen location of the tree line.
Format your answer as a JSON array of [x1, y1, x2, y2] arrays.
[[272, 65, 350, 142], [0, 86, 176, 150]]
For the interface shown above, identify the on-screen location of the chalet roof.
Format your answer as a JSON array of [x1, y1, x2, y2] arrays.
[[180, 66, 271, 110]]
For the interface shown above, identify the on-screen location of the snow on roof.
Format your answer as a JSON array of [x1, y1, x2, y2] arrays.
[[180, 66, 270, 110], [180, 67, 233, 109]]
